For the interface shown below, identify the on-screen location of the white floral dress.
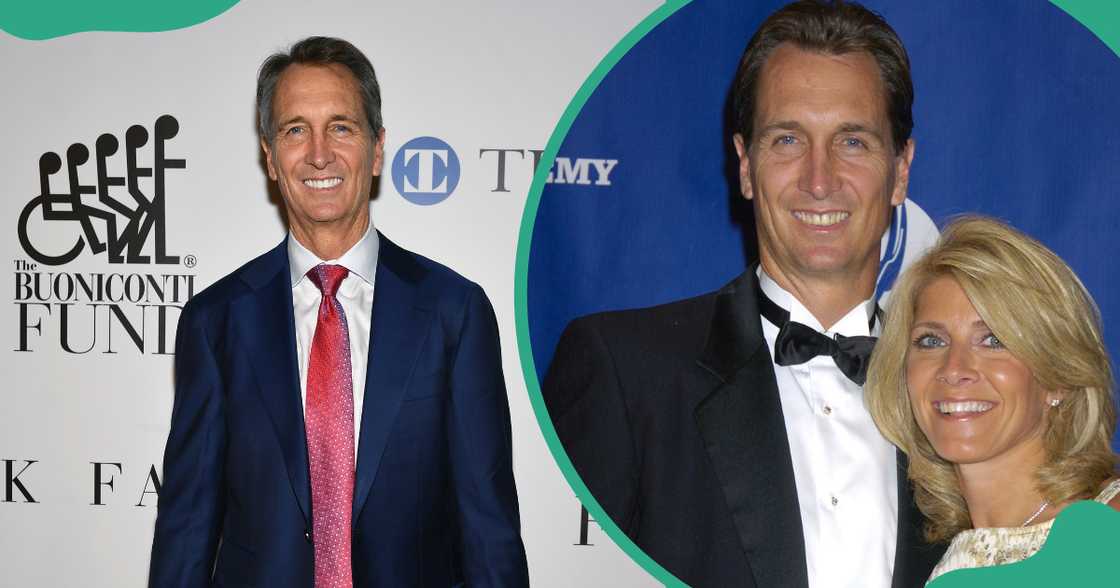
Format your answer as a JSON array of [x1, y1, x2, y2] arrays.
[[926, 478, 1120, 583]]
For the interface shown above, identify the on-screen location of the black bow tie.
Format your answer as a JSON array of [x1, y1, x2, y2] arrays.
[[756, 282, 878, 385]]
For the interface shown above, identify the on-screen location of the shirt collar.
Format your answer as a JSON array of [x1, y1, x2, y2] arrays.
[[756, 266, 875, 337], [288, 221, 380, 288]]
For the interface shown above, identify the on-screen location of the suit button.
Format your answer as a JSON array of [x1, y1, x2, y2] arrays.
[[304, 530, 312, 543]]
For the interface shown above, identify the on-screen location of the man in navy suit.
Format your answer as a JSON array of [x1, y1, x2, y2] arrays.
[[149, 36, 529, 587]]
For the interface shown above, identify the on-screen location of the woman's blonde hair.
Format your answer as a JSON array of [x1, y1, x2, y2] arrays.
[[866, 215, 1117, 542]]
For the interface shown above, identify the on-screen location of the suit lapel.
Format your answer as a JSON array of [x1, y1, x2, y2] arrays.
[[234, 240, 312, 523], [352, 235, 430, 521], [694, 273, 808, 588], [891, 451, 946, 588]]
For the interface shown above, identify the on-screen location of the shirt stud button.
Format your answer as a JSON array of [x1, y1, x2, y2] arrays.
[[830, 495, 839, 507], [823, 405, 832, 415]]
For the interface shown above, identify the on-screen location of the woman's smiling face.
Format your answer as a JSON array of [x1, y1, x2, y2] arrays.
[[905, 276, 1058, 468]]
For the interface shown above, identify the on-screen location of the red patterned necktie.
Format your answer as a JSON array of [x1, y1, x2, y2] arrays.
[[305, 264, 355, 587]]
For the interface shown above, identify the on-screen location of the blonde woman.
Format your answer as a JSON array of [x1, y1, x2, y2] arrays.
[[866, 216, 1119, 582]]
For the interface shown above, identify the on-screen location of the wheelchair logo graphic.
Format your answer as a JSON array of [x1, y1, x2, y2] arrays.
[[17, 114, 183, 265]]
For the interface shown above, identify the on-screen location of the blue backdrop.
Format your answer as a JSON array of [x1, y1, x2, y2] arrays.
[[526, 0, 1120, 450]]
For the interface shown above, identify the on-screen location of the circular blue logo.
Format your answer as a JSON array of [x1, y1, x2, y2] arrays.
[[390, 136, 460, 205]]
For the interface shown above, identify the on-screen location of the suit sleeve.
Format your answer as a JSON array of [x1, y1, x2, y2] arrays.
[[447, 285, 530, 587], [148, 302, 227, 587], [542, 316, 641, 535]]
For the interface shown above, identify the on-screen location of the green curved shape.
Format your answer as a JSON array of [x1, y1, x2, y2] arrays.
[[1051, 0, 1120, 57], [516, 0, 1120, 586], [0, 0, 239, 40], [513, 1, 692, 586], [928, 500, 1120, 588]]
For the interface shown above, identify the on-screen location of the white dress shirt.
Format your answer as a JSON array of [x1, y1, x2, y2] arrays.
[[288, 223, 379, 457], [758, 268, 898, 588]]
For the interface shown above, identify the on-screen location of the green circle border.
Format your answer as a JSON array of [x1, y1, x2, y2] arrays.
[[514, 1, 1116, 586], [514, 1, 692, 584]]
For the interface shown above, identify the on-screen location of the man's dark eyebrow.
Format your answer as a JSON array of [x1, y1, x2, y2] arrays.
[[757, 120, 804, 136], [758, 121, 885, 135], [837, 123, 884, 141], [276, 114, 361, 129], [276, 115, 307, 129]]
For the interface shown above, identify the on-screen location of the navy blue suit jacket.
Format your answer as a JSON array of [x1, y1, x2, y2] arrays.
[[149, 233, 529, 587]]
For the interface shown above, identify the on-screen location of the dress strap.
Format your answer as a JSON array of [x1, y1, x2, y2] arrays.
[[1093, 478, 1120, 503]]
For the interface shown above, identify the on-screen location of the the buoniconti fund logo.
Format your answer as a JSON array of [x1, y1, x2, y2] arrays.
[[391, 136, 461, 205], [18, 114, 183, 266], [13, 114, 196, 355]]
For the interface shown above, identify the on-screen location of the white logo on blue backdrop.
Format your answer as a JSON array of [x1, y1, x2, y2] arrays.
[[391, 136, 461, 205], [875, 199, 939, 304]]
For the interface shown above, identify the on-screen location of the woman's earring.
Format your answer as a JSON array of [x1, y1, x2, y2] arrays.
[[1049, 398, 1061, 407]]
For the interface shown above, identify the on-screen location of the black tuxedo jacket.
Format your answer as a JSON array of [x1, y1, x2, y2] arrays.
[[543, 272, 943, 587]]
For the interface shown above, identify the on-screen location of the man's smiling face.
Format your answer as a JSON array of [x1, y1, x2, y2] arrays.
[[734, 44, 913, 290], [262, 63, 384, 243]]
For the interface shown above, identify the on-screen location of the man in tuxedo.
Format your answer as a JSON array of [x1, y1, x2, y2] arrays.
[[149, 37, 529, 587], [544, 2, 944, 587]]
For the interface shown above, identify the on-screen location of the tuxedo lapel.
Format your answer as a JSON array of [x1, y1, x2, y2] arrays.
[[234, 240, 311, 523], [352, 235, 430, 521], [694, 273, 808, 588], [891, 451, 945, 588]]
